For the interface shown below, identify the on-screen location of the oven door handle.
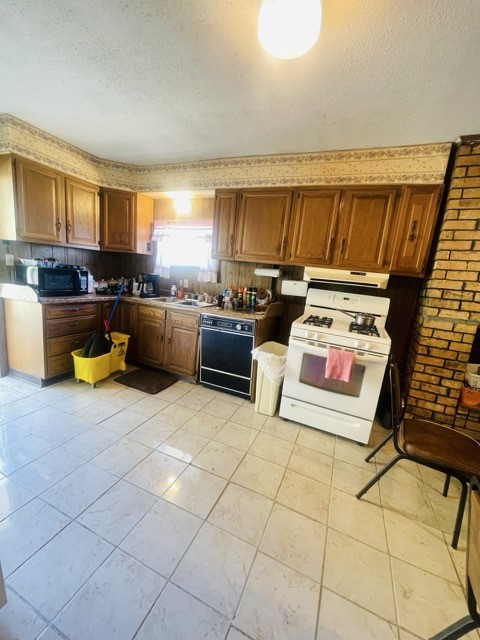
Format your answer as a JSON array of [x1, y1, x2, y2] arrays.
[[201, 326, 253, 337], [288, 337, 389, 364]]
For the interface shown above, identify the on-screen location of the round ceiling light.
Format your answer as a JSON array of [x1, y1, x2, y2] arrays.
[[258, 0, 322, 60]]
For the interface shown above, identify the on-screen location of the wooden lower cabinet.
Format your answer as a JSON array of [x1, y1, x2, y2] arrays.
[[44, 304, 100, 377], [119, 301, 138, 361], [163, 311, 199, 379], [4, 299, 101, 382], [136, 305, 165, 368]]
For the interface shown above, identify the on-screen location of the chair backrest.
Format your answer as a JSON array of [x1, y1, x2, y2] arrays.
[[467, 477, 480, 621], [389, 361, 405, 431]]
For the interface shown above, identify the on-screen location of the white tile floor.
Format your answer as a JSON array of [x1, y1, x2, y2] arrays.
[[0, 371, 478, 640]]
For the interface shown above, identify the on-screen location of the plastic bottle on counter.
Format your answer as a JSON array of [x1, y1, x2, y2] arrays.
[[177, 280, 184, 299], [250, 287, 257, 310], [170, 281, 177, 297], [237, 287, 244, 308]]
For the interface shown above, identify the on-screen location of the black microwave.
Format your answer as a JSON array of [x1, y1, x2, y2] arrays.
[[15, 265, 89, 297]]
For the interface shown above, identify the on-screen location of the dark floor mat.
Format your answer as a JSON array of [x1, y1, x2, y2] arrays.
[[114, 369, 178, 394]]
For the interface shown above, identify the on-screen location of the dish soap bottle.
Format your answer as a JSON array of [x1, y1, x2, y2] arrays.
[[170, 281, 177, 297]]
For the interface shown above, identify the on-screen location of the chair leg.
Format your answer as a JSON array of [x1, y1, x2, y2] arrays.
[[364, 430, 393, 463], [429, 614, 478, 639], [451, 481, 468, 550], [356, 454, 404, 500], [443, 474, 451, 497]]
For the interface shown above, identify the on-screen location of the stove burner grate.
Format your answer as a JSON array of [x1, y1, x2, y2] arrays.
[[349, 322, 380, 337], [303, 315, 333, 328]]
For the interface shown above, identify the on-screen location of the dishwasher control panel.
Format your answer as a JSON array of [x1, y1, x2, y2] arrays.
[[200, 314, 255, 335]]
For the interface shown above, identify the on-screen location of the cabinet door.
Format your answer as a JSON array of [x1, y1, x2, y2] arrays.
[[119, 302, 138, 360], [65, 177, 99, 248], [100, 189, 136, 252], [235, 189, 293, 262], [163, 311, 199, 378], [212, 190, 238, 259], [288, 189, 341, 265], [390, 186, 442, 276], [14, 157, 65, 243], [136, 307, 165, 367], [336, 188, 397, 271]]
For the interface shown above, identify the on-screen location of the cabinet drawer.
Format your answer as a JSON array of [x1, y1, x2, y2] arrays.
[[46, 352, 75, 378], [46, 314, 99, 338], [46, 332, 93, 357], [45, 304, 98, 319], [167, 311, 199, 329], [138, 305, 165, 320]]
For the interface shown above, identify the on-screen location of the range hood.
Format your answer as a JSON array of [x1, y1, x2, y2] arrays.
[[303, 267, 389, 289]]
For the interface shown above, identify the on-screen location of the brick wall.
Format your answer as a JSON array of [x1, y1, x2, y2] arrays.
[[405, 138, 480, 435]]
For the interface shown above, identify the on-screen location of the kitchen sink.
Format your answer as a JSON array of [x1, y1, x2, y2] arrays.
[[174, 299, 214, 307], [155, 296, 178, 303]]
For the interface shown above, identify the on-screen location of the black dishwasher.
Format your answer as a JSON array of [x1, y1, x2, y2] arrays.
[[200, 314, 255, 398]]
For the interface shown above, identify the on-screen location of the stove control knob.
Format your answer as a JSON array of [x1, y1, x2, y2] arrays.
[[236, 323, 242, 331]]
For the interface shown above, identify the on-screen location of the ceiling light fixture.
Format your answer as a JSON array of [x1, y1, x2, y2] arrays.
[[257, 0, 322, 60]]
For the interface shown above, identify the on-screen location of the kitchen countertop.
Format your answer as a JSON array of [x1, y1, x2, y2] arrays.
[[1, 287, 284, 320]]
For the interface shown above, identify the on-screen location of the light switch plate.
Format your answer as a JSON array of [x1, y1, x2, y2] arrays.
[[183, 279, 188, 288], [5, 254, 14, 266]]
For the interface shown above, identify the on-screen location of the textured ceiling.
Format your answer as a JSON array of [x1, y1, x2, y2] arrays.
[[1, 0, 479, 164]]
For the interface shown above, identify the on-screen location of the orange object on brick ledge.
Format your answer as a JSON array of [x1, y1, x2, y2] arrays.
[[460, 385, 480, 407]]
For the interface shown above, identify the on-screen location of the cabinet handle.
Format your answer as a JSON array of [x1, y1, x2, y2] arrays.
[[68, 308, 81, 312], [67, 220, 72, 233], [69, 322, 81, 327], [340, 238, 346, 255], [229, 234, 234, 247], [168, 336, 171, 344], [71, 340, 81, 345], [408, 220, 418, 242], [282, 236, 287, 251], [56, 218, 62, 231], [328, 237, 335, 259]]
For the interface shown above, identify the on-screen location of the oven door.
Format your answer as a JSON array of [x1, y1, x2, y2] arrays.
[[282, 336, 388, 421]]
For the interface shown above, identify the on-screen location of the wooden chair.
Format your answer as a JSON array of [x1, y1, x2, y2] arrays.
[[356, 361, 480, 548], [429, 477, 480, 639]]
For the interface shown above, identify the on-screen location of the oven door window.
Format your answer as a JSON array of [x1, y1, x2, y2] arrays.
[[300, 353, 365, 397]]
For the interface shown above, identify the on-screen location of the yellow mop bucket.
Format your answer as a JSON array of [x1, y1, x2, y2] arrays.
[[72, 332, 130, 387]]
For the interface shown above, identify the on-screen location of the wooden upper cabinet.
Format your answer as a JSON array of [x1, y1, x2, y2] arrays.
[[335, 188, 398, 271], [100, 189, 136, 252], [212, 190, 237, 260], [100, 189, 153, 254], [14, 157, 66, 244], [65, 177, 99, 248], [235, 189, 293, 262], [288, 189, 341, 266], [389, 185, 442, 276]]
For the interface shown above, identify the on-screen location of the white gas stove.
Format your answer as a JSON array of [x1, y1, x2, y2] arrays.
[[280, 286, 391, 444], [291, 289, 391, 355]]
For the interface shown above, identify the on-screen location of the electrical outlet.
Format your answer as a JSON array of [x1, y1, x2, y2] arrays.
[[5, 254, 14, 266], [183, 279, 188, 288]]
